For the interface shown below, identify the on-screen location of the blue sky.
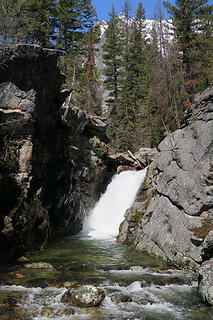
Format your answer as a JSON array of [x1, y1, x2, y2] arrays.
[[92, 0, 213, 21]]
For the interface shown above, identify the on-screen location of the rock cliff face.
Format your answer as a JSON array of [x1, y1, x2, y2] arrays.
[[0, 44, 115, 265], [118, 87, 213, 271]]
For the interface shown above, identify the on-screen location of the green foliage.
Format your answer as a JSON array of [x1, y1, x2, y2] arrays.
[[104, 2, 151, 151], [56, 0, 96, 52], [0, 0, 24, 44], [22, 0, 56, 46], [0, 0, 97, 49], [102, 5, 123, 108], [163, 0, 213, 89]]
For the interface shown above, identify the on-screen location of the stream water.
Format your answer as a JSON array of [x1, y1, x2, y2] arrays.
[[0, 170, 212, 319]]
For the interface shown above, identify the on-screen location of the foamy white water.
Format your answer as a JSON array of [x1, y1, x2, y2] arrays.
[[86, 168, 147, 239]]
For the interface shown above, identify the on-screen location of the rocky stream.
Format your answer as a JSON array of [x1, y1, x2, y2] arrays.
[[0, 170, 212, 320], [1, 237, 212, 320]]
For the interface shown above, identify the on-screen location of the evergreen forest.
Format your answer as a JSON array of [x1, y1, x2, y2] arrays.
[[0, 0, 213, 152]]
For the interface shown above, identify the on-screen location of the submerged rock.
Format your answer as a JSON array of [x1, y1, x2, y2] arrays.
[[112, 294, 133, 303], [24, 262, 54, 270], [61, 285, 105, 307]]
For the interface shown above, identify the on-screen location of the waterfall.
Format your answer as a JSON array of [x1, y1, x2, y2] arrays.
[[85, 168, 147, 239]]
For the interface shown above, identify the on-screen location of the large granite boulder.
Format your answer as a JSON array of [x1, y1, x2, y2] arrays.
[[0, 44, 115, 265], [118, 87, 213, 271]]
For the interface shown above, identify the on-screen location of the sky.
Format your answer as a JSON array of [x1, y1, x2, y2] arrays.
[[91, 0, 213, 21]]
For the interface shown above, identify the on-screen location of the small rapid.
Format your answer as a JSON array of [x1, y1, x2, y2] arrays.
[[0, 238, 211, 320], [85, 169, 147, 239]]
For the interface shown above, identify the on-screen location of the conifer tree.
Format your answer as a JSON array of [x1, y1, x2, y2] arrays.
[[56, 0, 81, 51], [0, 0, 24, 44], [102, 5, 124, 147], [128, 2, 150, 148], [196, 4, 213, 89], [79, 0, 97, 30], [56, 0, 96, 52], [102, 5, 123, 109], [115, 1, 151, 150], [23, 0, 56, 47], [163, 0, 213, 89]]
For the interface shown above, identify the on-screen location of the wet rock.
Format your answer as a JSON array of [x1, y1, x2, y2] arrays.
[[17, 256, 29, 263], [130, 266, 144, 272], [0, 291, 28, 320], [113, 294, 132, 303], [42, 308, 52, 317], [199, 258, 213, 305], [25, 278, 47, 289], [2, 296, 17, 306], [110, 148, 157, 171], [58, 308, 75, 316], [61, 285, 105, 307], [63, 281, 78, 288], [24, 262, 55, 270]]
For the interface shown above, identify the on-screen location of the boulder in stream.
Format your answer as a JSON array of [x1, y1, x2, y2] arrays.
[[61, 285, 105, 307], [199, 258, 213, 305]]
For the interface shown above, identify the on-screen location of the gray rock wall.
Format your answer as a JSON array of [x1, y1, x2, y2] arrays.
[[118, 87, 213, 271], [0, 44, 115, 265]]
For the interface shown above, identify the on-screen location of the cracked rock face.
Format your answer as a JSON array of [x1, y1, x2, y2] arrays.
[[117, 87, 213, 271], [0, 45, 115, 265]]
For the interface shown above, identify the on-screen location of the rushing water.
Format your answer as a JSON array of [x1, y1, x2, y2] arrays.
[[0, 170, 212, 319], [85, 169, 147, 239]]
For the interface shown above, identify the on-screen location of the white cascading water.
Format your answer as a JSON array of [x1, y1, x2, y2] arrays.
[[85, 168, 147, 239]]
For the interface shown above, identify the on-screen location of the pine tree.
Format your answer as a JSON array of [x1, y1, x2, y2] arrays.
[[196, 4, 213, 89], [79, 0, 97, 30], [163, 0, 213, 88], [128, 2, 150, 148], [102, 5, 123, 109], [56, 0, 96, 52], [114, 1, 151, 151], [23, 0, 56, 47], [56, 0, 80, 51], [0, 0, 24, 44]]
